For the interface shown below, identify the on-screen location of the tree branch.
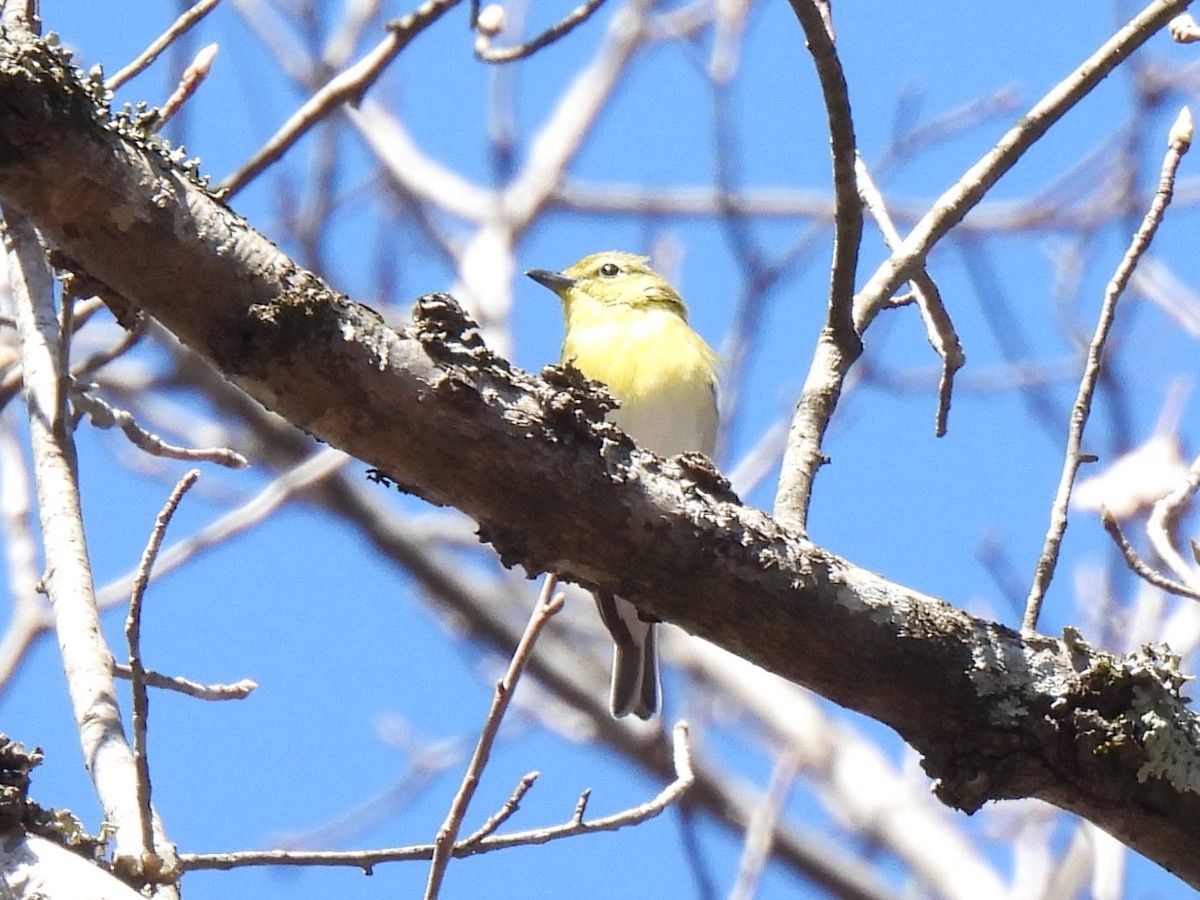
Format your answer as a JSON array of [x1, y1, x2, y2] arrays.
[[772, 0, 862, 533]]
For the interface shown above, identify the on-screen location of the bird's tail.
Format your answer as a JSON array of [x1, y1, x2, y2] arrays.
[[594, 592, 659, 719]]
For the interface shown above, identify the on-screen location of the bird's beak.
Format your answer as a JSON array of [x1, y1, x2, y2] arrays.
[[526, 269, 576, 293]]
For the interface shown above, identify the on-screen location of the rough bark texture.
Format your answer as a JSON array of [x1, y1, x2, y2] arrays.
[[0, 31, 1197, 887]]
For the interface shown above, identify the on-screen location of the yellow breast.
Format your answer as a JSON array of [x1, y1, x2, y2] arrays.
[[561, 304, 718, 457]]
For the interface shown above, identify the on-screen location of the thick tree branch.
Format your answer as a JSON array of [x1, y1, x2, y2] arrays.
[[0, 31, 1198, 888]]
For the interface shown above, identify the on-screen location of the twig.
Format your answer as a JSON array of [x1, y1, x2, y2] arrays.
[[179, 720, 695, 873], [424, 574, 565, 899], [475, 0, 609, 63], [220, 0, 463, 198], [107, 0, 223, 90], [112, 664, 257, 700], [570, 788, 591, 825], [1147, 450, 1200, 586], [1022, 107, 1192, 633], [153, 43, 219, 131], [460, 772, 540, 844], [72, 389, 248, 468], [786, 1, 860, 335], [126, 469, 202, 855], [854, 154, 965, 436], [772, 0, 862, 534], [1100, 508, 1200, 602]]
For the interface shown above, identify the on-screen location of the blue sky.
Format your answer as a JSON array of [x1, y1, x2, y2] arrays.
[[9, 1, 1200, 897]]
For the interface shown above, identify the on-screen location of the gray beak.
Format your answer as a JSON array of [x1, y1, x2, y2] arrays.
[[526, 269, 576, 292]]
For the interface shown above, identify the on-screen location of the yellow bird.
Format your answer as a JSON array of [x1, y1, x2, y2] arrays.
[[527, 251, 720, 718]]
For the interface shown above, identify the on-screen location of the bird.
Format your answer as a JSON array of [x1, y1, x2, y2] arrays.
[[526, 251, 719, 718]]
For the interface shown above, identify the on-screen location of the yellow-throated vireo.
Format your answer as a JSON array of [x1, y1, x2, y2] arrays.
[[527, 251, 720, 718]]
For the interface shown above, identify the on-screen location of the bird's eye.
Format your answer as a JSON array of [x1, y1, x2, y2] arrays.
[[599, 263, 620, 278]]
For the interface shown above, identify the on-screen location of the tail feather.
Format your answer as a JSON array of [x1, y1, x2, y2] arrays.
[[594, 592, 659, 719]]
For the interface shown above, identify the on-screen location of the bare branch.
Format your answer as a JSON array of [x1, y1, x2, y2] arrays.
[[1023, 108, 1192, 633], [112, 664, 257, 700], [107, 0, 222, 90], [72, 388, 248, 468], [854, 154, 964, 436], [1148, 451, 1200, 586], [153, 43, 218, 131], [126, 469, 201, 858], [475, 0, 609, 63], [461, 772, 540, 845], [2, 33, 1199, 882], [772, 0, 863, 534], [1100, 507, 1200, 603]]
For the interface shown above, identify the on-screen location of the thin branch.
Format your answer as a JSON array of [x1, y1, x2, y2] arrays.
[[220, 0, 463, 197], [72, 388, 248, 468], [126, 469, 201, 857], [107, 0, 223, 90], [854, 154, 964, 436], [1147, 450, 1200, 586], [475, 0, 609, 63], [786, 0, 860, 337], [460, 772, 540, 844], [570, 789, 591, 825], [424, 574, 565, 899], [112, 664, 257, 700], [1022, 108, 1192, 633], [500, 0, 656, 229], [153, 43, 218, 131], [1100, 507, 1200, 602], [179, 721, 695, 873], [772, 0, 862, 533]]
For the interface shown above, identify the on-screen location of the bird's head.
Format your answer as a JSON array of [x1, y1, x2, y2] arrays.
[[526, 252, 688, 319]]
